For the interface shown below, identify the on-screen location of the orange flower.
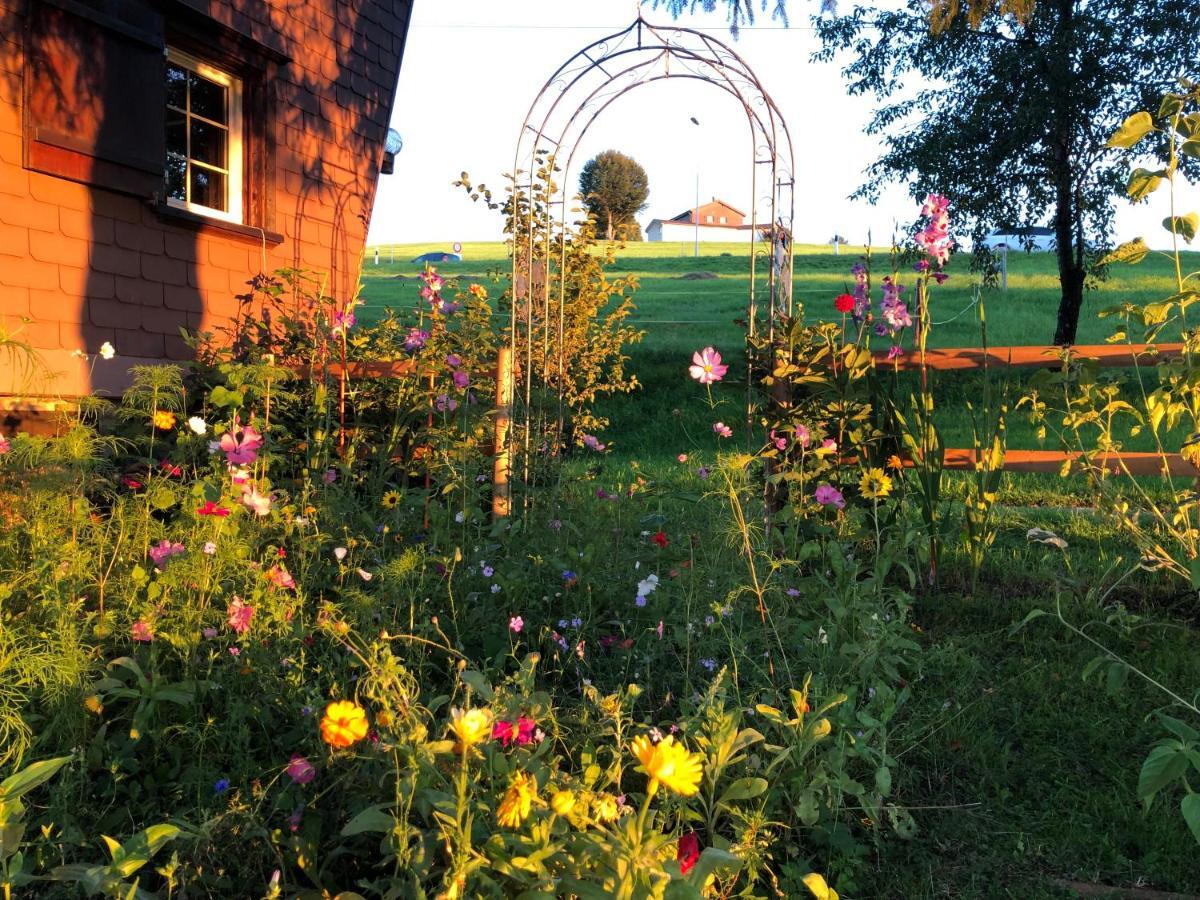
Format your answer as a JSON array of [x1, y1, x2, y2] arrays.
[[320, 700, 369, 749], [152, 410, 177, 431]]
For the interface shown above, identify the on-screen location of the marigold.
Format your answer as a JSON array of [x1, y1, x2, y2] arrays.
[[859, 467, 893, 500], [631, 734, 704, 797], [448, 707, 493, 753], [83, 695, 104, 715], [551, 790, 577, 816], [496, 771, 538, 828], [151, 410, 177, 431], [320, 700, 369, 749]]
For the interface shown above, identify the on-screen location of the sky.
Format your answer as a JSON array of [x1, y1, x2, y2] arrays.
[[366, 0, 1197, 250]]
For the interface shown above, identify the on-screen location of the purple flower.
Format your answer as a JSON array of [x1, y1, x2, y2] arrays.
[[148, 540, 185, 569], [214, 778, 230, 794], [435, 394, 457, 412], [697, 466, 710, 480], [482, 565, 494, 577], [404, 328, 430, 351], [452, 369, 469, 390], [446, 354, 462, 368], [887, 345, 904, 361], [815, 484, 846, 510], [582, 434, 606, 452], [700, 658, 717, 672]]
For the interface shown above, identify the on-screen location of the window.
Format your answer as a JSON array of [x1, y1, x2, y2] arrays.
[[719, 216, 726, 224], [164, 48, 243, 223], [706, 215, 713, 223]]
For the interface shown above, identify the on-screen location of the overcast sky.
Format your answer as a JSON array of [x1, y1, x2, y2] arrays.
[[366, 0, 1197, 249]]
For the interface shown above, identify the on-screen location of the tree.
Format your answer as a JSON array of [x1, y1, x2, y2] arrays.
[[651, 0, 1031, 33], [579, 151, 650, 242], [815, 0, 1200, 345]]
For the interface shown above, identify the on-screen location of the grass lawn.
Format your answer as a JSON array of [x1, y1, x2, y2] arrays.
[[359, 242, 1200, 897]]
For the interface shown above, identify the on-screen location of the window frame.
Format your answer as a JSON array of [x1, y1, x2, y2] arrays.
[[164, 46, 244, 225]]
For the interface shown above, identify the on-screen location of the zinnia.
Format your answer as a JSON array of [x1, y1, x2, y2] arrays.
[[320, 700, 369, 749], [496, 771, 538, 829], [834, 293, 855, 313], [630, 734, 704, 797], [688, 346, 728, 384]]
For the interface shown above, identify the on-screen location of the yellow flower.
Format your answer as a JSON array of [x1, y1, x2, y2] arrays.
[[551, 790, 577, 816], [448, 707, 492, 753], [83, 695, 103, 715], [592, 792, 620, 824], [381, 490, 402, 509], [320, 700, 369, 749], [496, 771, 537, 828], [630, 734, 704, 797], [376, 710, 393, 728], [152, 410, 177, 431], [802, 873, 839, 900], [859, 467, 893, 500], [468, 283, 488, 300], [811, 718, 832, 739]]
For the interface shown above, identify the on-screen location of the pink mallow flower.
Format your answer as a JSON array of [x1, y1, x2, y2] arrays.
[[220, 424, 265, 466], [815, 484, 846, 509], [286, 754, 316, 785], [227, 596, 254, 634], [689, 347, 728, 385], [148, 540, 185, 569]]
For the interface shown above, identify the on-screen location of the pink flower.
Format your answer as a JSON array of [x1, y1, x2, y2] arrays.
[[446, 354, 462, 368], [769, 430, 788, 451], [197, 500, 231, 517], [712, 422, 732, 438], [795, 424, 811, 446], [689, 347, 728, 384], [0, 435, 9, 454], [515, 716, 537, 745], [887, 345, 905, 361], [331, 309, 355, 336], [404, 328, 429, 351], [203, 541, 217, 555], [286, 754, 315, 785], [227, 597, 254, 634], [266, 565, 295, 590], [815, 484, 846, 509], [148, 540, 185, 569], [582, 434, 606, 452], [131, 620, 154, 643], [241, 484, 273, 517], [452, 369, 469, 390], [677, 453, 688, 463], [322, 468, 338, 484], [220, 424, 264, 466], [509, 615, 524, 633]]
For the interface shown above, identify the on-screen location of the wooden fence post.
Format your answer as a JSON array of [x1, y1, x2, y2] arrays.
[[493, 347, 514, 519]]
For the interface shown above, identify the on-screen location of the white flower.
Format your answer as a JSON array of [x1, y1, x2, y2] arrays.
[[203, 541, 217, 555], [455, 511, 465, 523], [334, 547, 347, 561], [99, 341, 115, 360], [490, 583, 502, 593], [357, 568, 373, 582], [188, 416, 207, 435], [71, 349, 87, 360], [636, 574, 659, 598]]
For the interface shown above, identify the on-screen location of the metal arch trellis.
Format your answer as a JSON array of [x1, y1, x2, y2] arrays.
[[498, 13, 795, 515]]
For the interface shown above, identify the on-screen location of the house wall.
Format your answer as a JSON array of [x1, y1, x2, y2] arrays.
[[0, 0, 410, 403], [646, 221, 754, 243]]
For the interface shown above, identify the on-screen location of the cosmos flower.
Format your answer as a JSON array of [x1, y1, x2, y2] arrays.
[[689, 346, 728, 384], [712, 422, 732, 438]]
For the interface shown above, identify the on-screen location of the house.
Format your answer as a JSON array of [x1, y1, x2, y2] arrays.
[[646, 198, 755, 243], [0, 0, 412, 412], [979, 227, 1056, 251]]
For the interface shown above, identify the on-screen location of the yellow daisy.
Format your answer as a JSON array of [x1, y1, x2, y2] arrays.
[[630, 734, 704, 798], [859, 467, 893, 500], [381, 490, 402, 509], [448, 707, 492, 753], [496, 771, 538, 828]]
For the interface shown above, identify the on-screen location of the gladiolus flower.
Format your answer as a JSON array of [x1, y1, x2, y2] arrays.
[[286, 754, 315, 784], [496, 771, 538, 829], [689, 346, 728, 384], [677, 833, 701, 875], [320, 700, 369, 749], [834, 293, 855, 313], [631, 734, 704, 797]]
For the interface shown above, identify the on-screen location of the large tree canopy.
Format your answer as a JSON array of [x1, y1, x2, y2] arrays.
[[579, 150, 651, 242], [651, 0, 1032, 33], [815, 0, 1200, 345]]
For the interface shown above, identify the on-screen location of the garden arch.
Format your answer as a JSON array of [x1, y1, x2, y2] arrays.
[[496, 13, 795, 514]]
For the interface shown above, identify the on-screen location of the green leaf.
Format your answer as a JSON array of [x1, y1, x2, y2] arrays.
[[0, 756, 71, 804], [1138, 743, 1191, 802], [1127, 169, 1165, 202], [1108, 111, 1156, 149], [875, 765, 893, 796], [717, 777, 768, 805], [459, 670, 494, 701], [687, 847, 741, 888], [208, 386, 244, 409], [1159, 715, 1200, 744], [1182, 794, 1200, 844], [1163, 213, 1199, 244], [341, 805, 394, 837], [112, 824, 180, 877], [1182, 138, 1200, 160]]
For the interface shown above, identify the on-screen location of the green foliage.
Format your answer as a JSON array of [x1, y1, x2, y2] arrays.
[[579, 150, 650, 242]]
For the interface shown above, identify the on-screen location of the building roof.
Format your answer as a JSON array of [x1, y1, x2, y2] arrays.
[[648, 218, 754, 230], [668, 198, 747, 222]]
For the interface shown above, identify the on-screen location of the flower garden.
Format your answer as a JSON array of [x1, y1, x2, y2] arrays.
[[4, 88, 1200, 900]]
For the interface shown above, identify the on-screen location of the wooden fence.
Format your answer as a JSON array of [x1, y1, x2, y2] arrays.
[[872, 343, 1190, 475]]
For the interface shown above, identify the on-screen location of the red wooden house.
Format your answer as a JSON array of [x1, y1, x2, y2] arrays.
[[0, 0, 412, 420]]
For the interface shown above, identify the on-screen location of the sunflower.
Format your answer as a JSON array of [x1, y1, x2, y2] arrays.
[[380, 490, 402, 509], [859, 467, 893, 500], [496, 771, 538, 828], [151, 410, 177, 431], [630, 734, 704, 798], [448, 707, 492, 753], [320, 700, 369, 749]]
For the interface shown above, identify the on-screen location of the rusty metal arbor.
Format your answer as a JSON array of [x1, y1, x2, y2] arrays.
[[494, 13, 795, 516]]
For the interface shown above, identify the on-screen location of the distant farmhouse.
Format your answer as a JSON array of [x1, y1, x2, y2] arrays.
[[979, 227, 1056, 251], [646, 198, 754, 243]]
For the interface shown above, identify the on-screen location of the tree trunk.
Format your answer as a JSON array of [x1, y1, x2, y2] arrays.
[[1050, 0, 1085, 347], [605, 211, 614, 241]]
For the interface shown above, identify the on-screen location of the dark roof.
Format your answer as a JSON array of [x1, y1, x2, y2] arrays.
[[991, 226, 1054, 236]]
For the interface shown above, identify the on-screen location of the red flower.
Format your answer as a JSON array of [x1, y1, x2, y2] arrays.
[[196, 501, 231, 517], [834, 293, 855, 313], [651, 531, 669, 548], [677, 833, 701, 874]]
